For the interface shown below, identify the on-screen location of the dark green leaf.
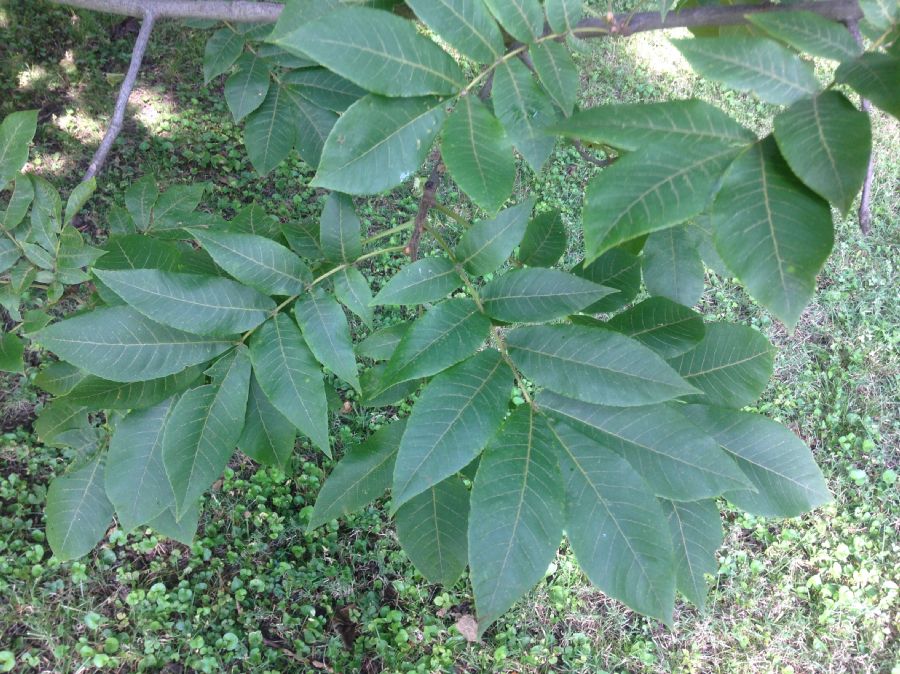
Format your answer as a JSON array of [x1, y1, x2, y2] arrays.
[[46, 453, 113, 561], [0, 332, 24, 373], [294, 289, 360, 392], [481, 268, 613, 323], [392, 349, 512, 508], [309, 419, 405, 529], [190, 228, 310, 296], [441, 96, 515, 214], [333, 267, 374, 327], [105, 398, 177, 531], [238, 374, 296, 471], [361, 364, 421, 407], [642, 226, 705, 307], [64, 367, 202, 410], [281, 220, 321, 260], [746, 11, 861, 61], [93, 269, 274, 337], [668, 322, 774, 408], [380, 298, 491, 388], [545, 0, 583, 33], [605, 297, 705, 359], [550, 421, 675, 625], [518, 210, 566, 267], [456, 200, 533, 275], [469, 407, 564, 631], [0, 110, 37, 183], [203, 28, 244, 82], [273, 7, 465, 96], [225, 54, 270, 122], [36, 307, 232, 383], [684, 405, 831, 517], [711, 138, 833, 328], [482, 0, 543, 43], [229, 202, 280, 238], [314, 95, 445, 194], [573, 249, 642, 313], [406, 0, 504, 63], [395, 475, 470, 585], [147, 502, 201, 545], [282, 67, 365, 112], [355, 323, 409, 361], [249, 315, 329, 455], [286, 89, 338, 168], [63, 179, 96, 227], [244, 84, 297, 175], [835, 53, 900, 119], [540, 391, 752, 500], [372, 257, 462, 305], [320, 192, 362, 263], [163, 347, 251, 518], [267, 0, 341, 43], [660, 498, 722, 609], [124, 175, 157, 232], [531, 41, 579, 115]]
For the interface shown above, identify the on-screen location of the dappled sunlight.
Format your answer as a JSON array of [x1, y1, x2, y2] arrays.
[[16, 63, 48, 90], [627, 28, 692, 76], [130, 85, 179, 133]]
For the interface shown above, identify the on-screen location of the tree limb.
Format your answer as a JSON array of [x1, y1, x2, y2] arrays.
[[848, 20, 874, 236], [83, 11, 155, 180], [407, 162, 441, 262], [51, 0, 862, 32]]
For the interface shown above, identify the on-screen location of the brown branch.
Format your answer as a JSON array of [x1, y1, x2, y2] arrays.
[[574, 141, 617, 169], [83, 10, 155, 180], [407, 163, 441, 262], [848, 20, 874, 236], [51, 0, 862, 32]]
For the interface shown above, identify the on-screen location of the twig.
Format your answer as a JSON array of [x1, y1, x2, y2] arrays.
[[83, 10, 155, 180], [574, 141, 617, 169], [848, 19, 874, 236], [407, 163, 441, 261]]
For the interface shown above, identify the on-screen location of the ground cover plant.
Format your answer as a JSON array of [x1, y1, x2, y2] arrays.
[[0, 0, 890, 667]]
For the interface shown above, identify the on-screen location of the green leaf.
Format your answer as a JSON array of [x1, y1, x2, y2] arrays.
[[572, 249, 641, 313], [163, 347, 251, 518], [3, 175, 34, 230], [482, 0, 543, 43], [294, 289, 360, 392], [552, 99, 754, 152], [492, 59, 559, 172], [229, 202, 280, 238], [64, 367, 202, 410], [333, 267, 374, 328], [668, 322, 774, 408], [0, 110, 37, 183], [203, 28, 244, 82], [774, 91, 871, 215], [660, 498, 722, 610], [0, 239, 21, 275], [36, 307, 232, 383], [441, 96, 515, 214], [508, 324, 697, 405], [244, 84, 297, 175], [605, 297, 705, 359], [95, 235, 182, 274], [249, 314, 329, 455], [0, 332, 24, 373], [46, 453, 113, 561], [711, 138, 833, 328], [642, 226, 705, 307], [835, 53, 900, 119], [105, 398, 177, 531], [549, 421, 675, 625], [381, 298, 491, 388], [267, 0, 341, 43], [309, 419, 405, 529], [281, 220, 321, 260], [392, 349, 512, 509], [314, 95, 446, 194], [583, 142, 740, 260], [147, 502, 201, 545], [34, 362, 86, 396], [150, 184, 207, 235], [518, 210, 566, 268], [469, 407, 564, 631], [395, 475, 470, 585], [745, 11, 861, 62], [372, 257, 462, 305], [456, 200, 533, 275], [238, 374, 296, 470], [671, 36, 819, 105], [860, 0, 900, 29], [225, 54, 270, 122], [319, 192, 362, 263], [124, 175, 157, 232], [683, 405, 831, 517], [481, 268, 614, 323], [93, 269, 275, 337], [34, 399, 89, 447], [361, 364, 421, 407], [273, 7, 465, 96], [545, 0, 584, 33], [282, 67, 365, 113], [539, 391, 752, 500], [406, 0, 504, 63], [189, 228, 309, 296], [286, 90, 338, 168], [63, 179, 96, 227], [106, 204, 135, 236], [531, 41, 579, 115], [355, 323, 409, 361]]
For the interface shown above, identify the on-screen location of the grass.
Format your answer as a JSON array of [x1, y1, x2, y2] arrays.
[[1, 1, 899, 672]]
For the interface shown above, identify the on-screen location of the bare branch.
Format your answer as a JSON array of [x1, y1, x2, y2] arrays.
[[83, 11, 155, 180], [574, 141, 617, 169], [51, 0, 283, 22], [848, 19, 874, 236], [408, 162, 442, 262]]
